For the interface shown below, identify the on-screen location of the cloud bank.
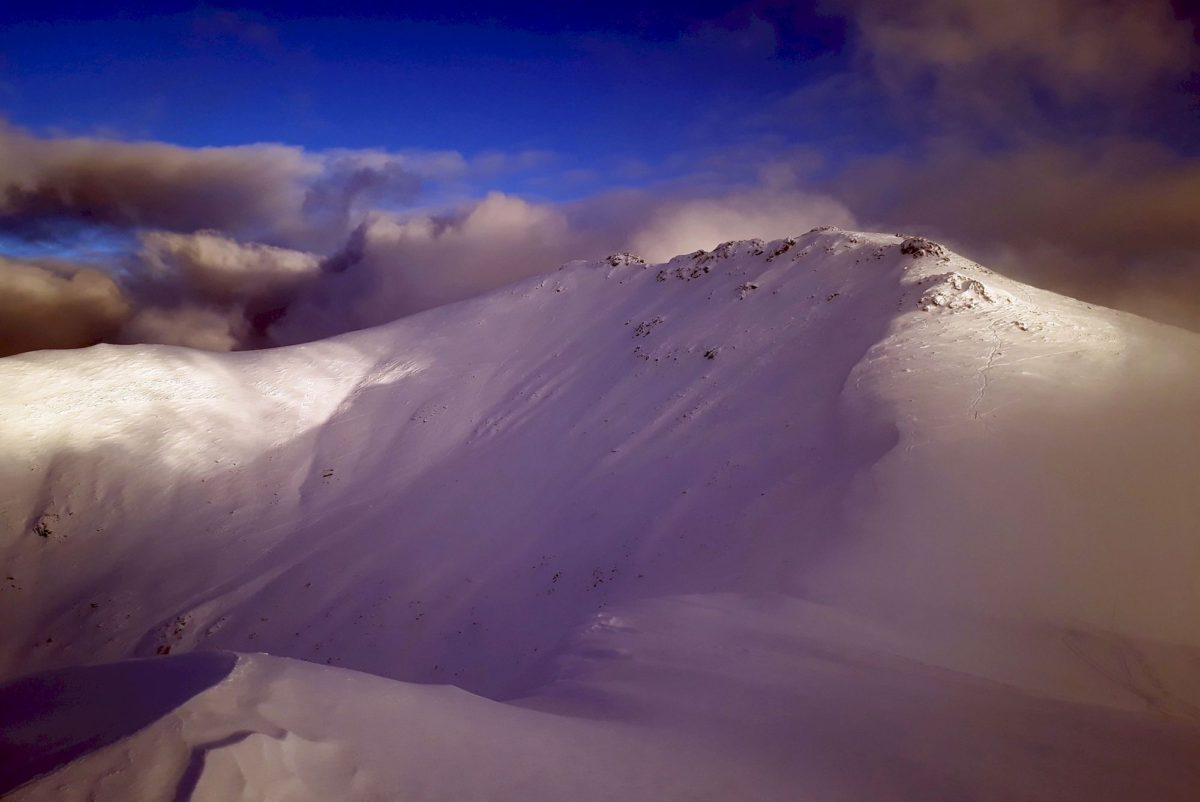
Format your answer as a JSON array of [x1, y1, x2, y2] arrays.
[[0, 122, 472, 354], [276, 193, 573, 342], [0, 256, 129, 357], [138, 230, 321, 304], [120, 305, 244, 352], [0, 122, 318, 242]]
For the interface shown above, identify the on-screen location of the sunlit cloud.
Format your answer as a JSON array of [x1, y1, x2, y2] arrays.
[[0, 255, 129, 357]]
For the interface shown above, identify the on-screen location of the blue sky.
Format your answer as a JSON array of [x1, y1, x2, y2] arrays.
[[0, 3, 858, 201]]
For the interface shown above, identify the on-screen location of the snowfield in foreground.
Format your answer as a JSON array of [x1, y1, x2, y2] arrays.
[[2, 229, 1199, 800]]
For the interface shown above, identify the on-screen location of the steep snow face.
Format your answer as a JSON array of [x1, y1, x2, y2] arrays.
[[2, 228, 1200, 800]]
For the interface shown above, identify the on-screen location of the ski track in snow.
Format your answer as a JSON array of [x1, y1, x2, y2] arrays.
[[2, 228, 1200, 800]]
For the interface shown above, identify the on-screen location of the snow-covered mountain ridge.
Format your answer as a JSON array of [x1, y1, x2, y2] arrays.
[[2, 228, 1199, 800]]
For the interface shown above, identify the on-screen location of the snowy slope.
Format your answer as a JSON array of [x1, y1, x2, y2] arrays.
[[2, 228, 1199, 800]]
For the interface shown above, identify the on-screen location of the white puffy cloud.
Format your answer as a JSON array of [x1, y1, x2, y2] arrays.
[[138, 230, 321, 303], [120, 305, 243, 352], [628, 190, 855, 262], [275, 192, 573, 342]]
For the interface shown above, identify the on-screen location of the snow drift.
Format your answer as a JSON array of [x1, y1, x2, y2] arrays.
[[2, 228, 1198, 800]]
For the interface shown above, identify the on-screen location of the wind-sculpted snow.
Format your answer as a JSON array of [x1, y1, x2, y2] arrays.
[[2, 229, 1199, 800]]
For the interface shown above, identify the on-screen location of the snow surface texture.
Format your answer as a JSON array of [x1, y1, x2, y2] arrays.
[[2, 228, 1199, 800]]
